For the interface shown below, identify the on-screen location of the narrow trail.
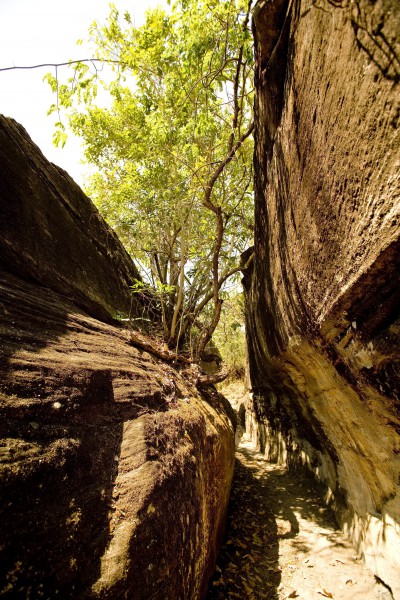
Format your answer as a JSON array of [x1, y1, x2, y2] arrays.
[[206, 390, 390, 600]]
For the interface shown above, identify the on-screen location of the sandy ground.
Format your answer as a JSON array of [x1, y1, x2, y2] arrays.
[[206, 385, 391, 600]]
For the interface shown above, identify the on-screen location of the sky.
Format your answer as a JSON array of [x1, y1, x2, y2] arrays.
[[0, 0, 165, 186]]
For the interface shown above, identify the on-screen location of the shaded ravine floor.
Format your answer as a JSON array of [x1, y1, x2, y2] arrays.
[[206, 436, 390, 600]]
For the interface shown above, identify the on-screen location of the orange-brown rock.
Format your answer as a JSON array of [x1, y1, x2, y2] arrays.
[[0, 116, 235, 598], [0, 116, 144, 323], [245, 0, 399, 594]]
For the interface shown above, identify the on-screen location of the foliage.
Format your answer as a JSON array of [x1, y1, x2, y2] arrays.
[[45, 0, 255, 360], [213, 292, 247, 379]]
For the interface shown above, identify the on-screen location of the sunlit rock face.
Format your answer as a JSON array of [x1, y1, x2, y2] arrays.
[[0, 116, 235, 599], [246, 0, 400, 593]]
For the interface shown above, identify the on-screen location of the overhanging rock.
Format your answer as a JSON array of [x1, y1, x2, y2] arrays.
[[246, 0, 400, 594]]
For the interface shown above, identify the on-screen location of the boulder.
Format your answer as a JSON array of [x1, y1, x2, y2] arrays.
[[0, 116, 143, 323], [245, 0, 400, 594], [0, 116, 235, 598]]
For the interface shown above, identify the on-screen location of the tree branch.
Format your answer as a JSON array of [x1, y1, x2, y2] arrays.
[[0, 58, 126, 72], [202, 120, 254, 214], [129, 329, 191, 364], [197, 367, 230, 386]]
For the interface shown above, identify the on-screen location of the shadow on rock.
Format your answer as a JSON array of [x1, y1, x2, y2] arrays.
[[0, 370, 125, 598], [0, 274, 125, 597]]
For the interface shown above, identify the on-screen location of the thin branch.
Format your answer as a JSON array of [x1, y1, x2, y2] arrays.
[[191, 251, 254, 322], [203, 120, 254, 213], [0, 58, 127, 72]]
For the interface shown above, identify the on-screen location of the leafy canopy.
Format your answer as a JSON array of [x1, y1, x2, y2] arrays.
[[46, 0, 254, 361]]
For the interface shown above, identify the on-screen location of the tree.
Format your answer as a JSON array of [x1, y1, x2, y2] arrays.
[[214, 292, 247, 380], [45, 0, 255, 361]]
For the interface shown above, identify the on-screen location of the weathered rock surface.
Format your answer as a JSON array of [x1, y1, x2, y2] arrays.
[[0, 116, 144, 323], [245, 0, 400, 594], [0, 116, 235, 598]]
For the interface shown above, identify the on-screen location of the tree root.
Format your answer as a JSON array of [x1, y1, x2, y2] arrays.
[[128, 329, 191, 364], [128, 329, 229, 386]]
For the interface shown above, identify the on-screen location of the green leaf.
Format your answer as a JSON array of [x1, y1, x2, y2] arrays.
[[46, 0, 254, 359]]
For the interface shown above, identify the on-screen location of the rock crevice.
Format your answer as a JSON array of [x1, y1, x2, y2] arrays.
[[0, 116, 235, 599]]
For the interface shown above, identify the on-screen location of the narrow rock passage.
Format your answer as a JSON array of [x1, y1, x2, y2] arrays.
[[207, 434, 388, 599]]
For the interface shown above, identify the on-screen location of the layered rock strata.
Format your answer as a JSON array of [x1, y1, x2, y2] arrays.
[[0, 117, 235, 599], [246, 0, 400, 594], [0, 116, 144, 323]]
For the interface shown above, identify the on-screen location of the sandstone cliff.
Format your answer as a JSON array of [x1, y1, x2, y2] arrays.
[[245, 0, 399, 594], [0, 116, 144, 324], [0, 116, 235, 598]]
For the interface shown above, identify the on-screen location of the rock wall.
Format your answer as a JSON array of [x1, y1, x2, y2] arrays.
[[0, 116, 144, 323], [0, 116, 235, 598], [245, 0, 400, 594]]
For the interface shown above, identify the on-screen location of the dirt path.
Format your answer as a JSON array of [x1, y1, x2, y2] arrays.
[[206, 433, 391, 600]]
